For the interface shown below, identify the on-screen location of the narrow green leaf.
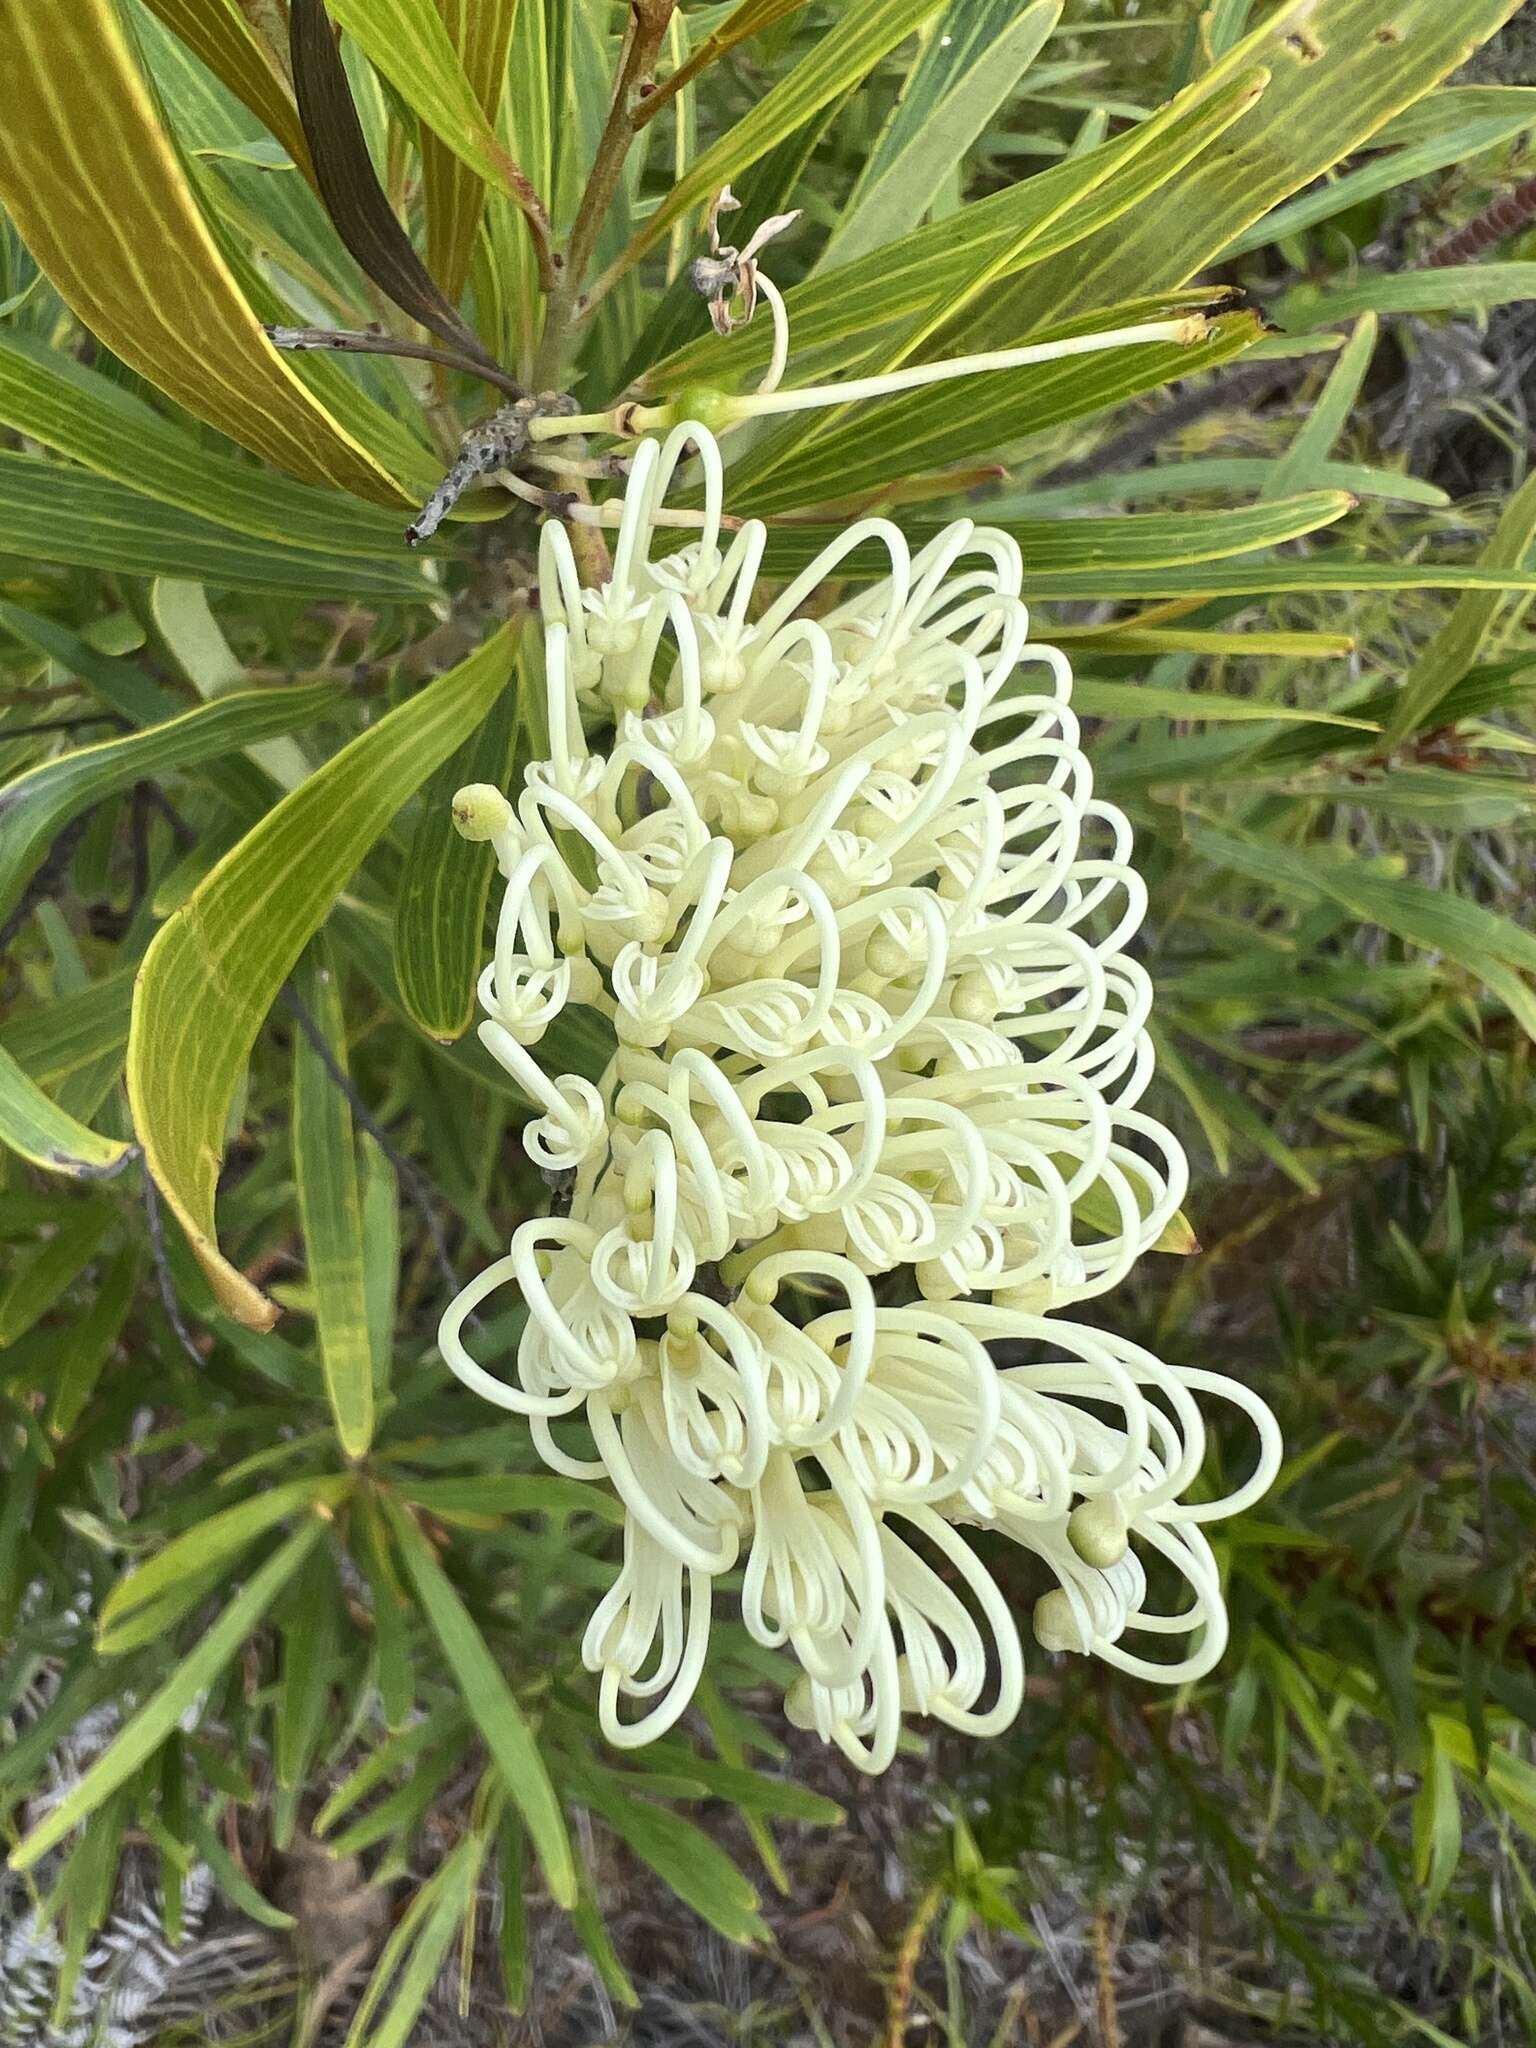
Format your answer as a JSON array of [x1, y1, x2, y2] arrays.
[[1281, 263, 1536, 329], [360, 1135, 400, 1391], [394, 685, 519, 1041], [1229, 111, 1536, 256], [0, 682, 335, 929], [0, 1203, 114, 1350], [48, 1250, 137, 1436], [344, 1833, 484, 2048], [273, 1549, 340, 1847], [314, 1707, 459, 1836], [498, 1816, 529, 2011], [9, 1522, 323, 1873], [1262, 314, 1377, 501], [0, 455, 431, 600], [421, 0, 520, 305], [190, 1803, 297, 1929], [993, 455, 1448, 513], [0, 333, 415, 558], [1413, 1736, 1463, 1915], [98, 1474, 354, 1638], [0, 971, 135, 1096], [400, 1474, 625, 1524], [575, 1771, 768, 1944], [354, 1494, 417, 1731], [292, 945, 374, 1458], [128, 624, 517, 1329], [1372, 84, 1536, 151], [384, 1494, 576, 1908], [1384, 466, 1536, 746], [822, 1, 1061, 267], [1071, 681, 1377, 729]]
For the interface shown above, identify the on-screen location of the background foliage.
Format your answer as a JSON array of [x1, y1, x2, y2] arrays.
[[2, 0, 1535, 2041]]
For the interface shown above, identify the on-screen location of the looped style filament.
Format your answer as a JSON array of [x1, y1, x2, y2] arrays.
[[439, 423, 1281, 1772]]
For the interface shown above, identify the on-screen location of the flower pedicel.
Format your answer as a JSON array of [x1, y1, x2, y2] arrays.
[[438, 421, 1281, 1774]]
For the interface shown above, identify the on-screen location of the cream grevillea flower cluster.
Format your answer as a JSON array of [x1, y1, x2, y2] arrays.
[[439, 424, 1281, 1772]]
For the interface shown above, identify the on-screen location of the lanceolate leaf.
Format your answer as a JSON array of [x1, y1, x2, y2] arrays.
[[422, 0, 521, 306], [750, 492, 1353, 585], [394, 684, 520, 1041], [0, 333, 418, 558], [8, 1523, 325, 1874], [0, 1044, 135, 1183], [0, 456, 432, 600], [292, 945, 375, 1458], [755, 537, 1536, 600], [0, 683, 336, 929], [0, 973, 136, 1095], [384, 1495, 577, 1908], [0, 0, 406, 500], [1279, 263, 1536, 327], [572, 1772, 769, 1945], [141, 0, 314, 178], [290, 0, 503, 365], [98, 1476, 355, 1642], [127, 626, 518, 1329]]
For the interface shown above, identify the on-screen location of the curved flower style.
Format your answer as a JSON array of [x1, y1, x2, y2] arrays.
[[439, 424, 1281, 1772]]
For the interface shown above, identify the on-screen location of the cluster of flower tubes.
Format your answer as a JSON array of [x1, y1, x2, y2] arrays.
[[439, 424, 1281, 1773]]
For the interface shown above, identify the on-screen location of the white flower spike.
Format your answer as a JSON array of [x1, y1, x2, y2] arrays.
[[439, 422, 1281, 1772]]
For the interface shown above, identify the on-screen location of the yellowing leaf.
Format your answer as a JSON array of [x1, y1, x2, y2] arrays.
[[0, 0, 407, 502], [128, 627, 518, 1330]]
